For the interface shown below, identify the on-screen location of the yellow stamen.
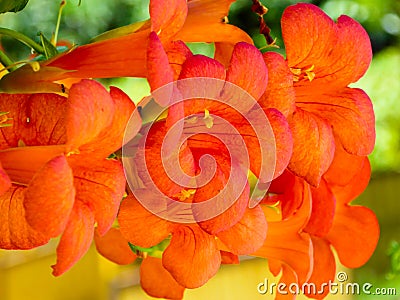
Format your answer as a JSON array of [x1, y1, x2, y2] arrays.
[[29, 61, 40, 72], [290, 65, 315, 82], [174, 189, 196, 201], [203, 109, 214, 129]]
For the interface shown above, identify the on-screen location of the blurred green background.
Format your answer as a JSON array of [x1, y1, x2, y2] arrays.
[[0, 0, 399, 299]]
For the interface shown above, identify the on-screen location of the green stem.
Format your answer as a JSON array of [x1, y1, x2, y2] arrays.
[[0, 49, 16, 71], [52, 0, 67, 46], [0, 27, 44, 54]]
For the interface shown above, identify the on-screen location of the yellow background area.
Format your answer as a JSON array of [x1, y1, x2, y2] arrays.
[[0, 242, 352, 300]]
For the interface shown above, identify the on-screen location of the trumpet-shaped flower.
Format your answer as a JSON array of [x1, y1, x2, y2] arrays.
[[0, 79, 140, 275], [260, 3, 375, 186], [0, 0, 252, 94], [254, 147, 378, 299], [302, 147, 379, 298], [117, 41, 294, 296]]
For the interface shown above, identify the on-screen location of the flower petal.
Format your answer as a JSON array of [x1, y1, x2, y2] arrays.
[[150, 0, 188, 41], [330, 157, 371, 203], [45, 30, 149, 79], [136, 121, 195, 198], [298, 88, 375, 156], [288, 108, 335, 186], [217, 205, 267, 255], [24, 155, 75, 238], [179, 54, 226, 81], [0, 145, 65, 185], [0, 65, 72, 94], [326, 204, 379, 268], [81, 86, 139, 157], [282, 3, 372, 90], [305, 237, 336, 299], [140, 256, 185, 300], [323, 141, 366, 186], [220, 251, 239, 264], [266, 109, 293, 179], [66, 80, 115, 153], [272, 263, 298, 300], [164, 41, 193, 80], [0, 93, 67, 149], [225, 42, 268, 101], [67, 156, 126, 236], [214, 42, 234, 68], [163, 225, 221, 288], [52, 201, 95, 276], [176, 0, 253, 45], [118, 195, 171, 248], [304, 180, 336, 237], [0, 163, 11, 196], [193, 157, 249, 235], [282, 4, 337, 69], [0, 186, 48, 249], [147, 32, 174, 105], [260, 52, 296, 117], [255, 183, 313, 284], [94, 227, 137, 265]]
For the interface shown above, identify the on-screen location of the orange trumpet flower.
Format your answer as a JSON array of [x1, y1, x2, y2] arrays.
[[0, 79, 140, 275]]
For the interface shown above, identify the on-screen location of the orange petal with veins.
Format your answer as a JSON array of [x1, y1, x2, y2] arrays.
[[66, 80, 115, 153], [288, 108, 335, 187], [164, 41, 193, 80], [0, 163, 11, 195], [260, 52, 295, 117], [45, 30, 150, 79], [304, 237, 336, 299], [24, 155, 75, 238], [0, 93, 67, 149], [67, 156, 126, 236], [326, 204, 379, 268], [80, 86, 138, 157], [330, 157, 371, 204], [217, 205, 267, 255], [225, 42, 268, 102], [304, 180, 336, 237], [323, 141, 366, 186], [163, 225, 221, 288], [147, 32, 174, 102], [220, 251, 239, 264], [255, 181, 313, 284], [94, 227, 137, 265], [150, 0, 188, 41], [0, 186, 48, 249], [297, 88, 374, 156], [193, 156, 249, 234], [282, 3, 371, 90], [141, 256, 185, 300], [176, 0, 252, 45], [118, 195, 171, 248], [52, 201, 95, 276]]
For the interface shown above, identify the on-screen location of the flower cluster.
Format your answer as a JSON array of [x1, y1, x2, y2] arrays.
[[0, 1, 378, 299]]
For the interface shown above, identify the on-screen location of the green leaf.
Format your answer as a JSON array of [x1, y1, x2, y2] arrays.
[[0, 0, 29, 13], [38, 32, 58, 59]]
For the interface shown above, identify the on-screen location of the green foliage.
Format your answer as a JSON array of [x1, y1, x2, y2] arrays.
[[0, 0, 29, 14], [128, 238, 171, 259], [354, 47, 400, 173], [38, 32, 58, 59], [386, 240, 400, 280]]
